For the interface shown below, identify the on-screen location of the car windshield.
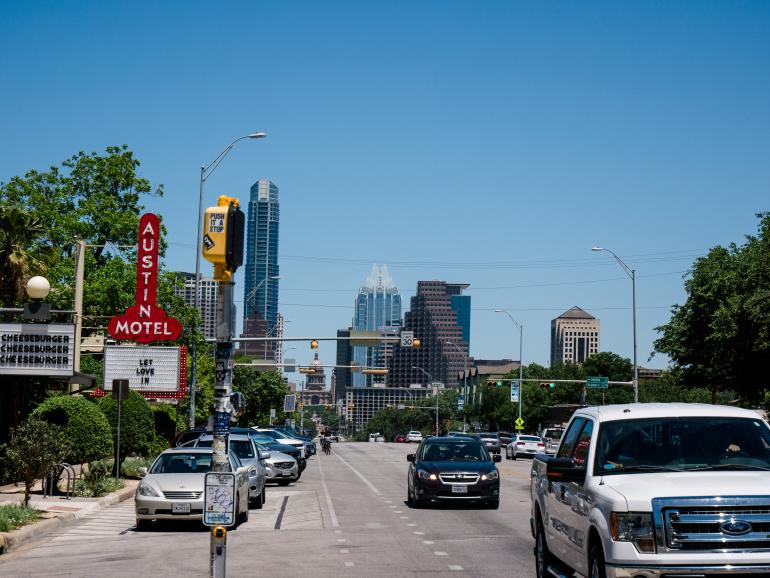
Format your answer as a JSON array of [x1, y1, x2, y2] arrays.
[[479, 432, 498, 439], [594, 417, 770, 475], [194, 439, 255, 460], [420, 441, 490, 462], [150, 452, 214, 474], [518, 436, 542, 443]]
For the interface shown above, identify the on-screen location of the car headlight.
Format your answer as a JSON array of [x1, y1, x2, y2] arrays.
[[481, 470, 499, 481], [610, 512, 656, 553], [138, 482, 160, 497], [417, 469, 437, 481]]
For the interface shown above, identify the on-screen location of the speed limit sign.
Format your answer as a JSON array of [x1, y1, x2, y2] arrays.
[[400, 331, 414, 347]]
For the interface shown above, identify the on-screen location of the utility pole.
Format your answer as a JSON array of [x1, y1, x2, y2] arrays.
[[72, 240, 86, 393]]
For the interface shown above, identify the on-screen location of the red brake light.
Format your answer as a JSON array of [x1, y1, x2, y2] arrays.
[[516, 442, 525, 446], [538, 443, 545, 447]]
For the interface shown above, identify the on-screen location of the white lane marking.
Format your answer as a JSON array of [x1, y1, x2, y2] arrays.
[[394, 510, 403, 513], [337, 538, 347, 543], [334, 529, 342, 534], [340, 548, 350, 554], [385, 500, 392, 503], [434, 551, 448, 556], [399, 516, 408, 519], [413, 531, 425, 535], [317, 450, 340, 528], [345, 562, 355, 567], [389, 505, 397, 508], [333, 450, 381, 495], [407, 523, 416, 527], [449, 565, 464, 571], [423, 540, 435, 545]]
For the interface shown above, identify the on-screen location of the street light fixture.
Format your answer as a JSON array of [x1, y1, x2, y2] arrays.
[[413, 366, 439, 435], [444, 340, 468, 432], [591, 246, 638, 403], [494, 310, 524, 427], [188, 132, 268, 428]]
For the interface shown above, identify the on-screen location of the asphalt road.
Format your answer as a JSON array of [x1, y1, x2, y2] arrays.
[[0, 442, 536, 577]]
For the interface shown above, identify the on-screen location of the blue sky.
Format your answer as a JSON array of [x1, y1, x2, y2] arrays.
[[1, 1, 768, 373]]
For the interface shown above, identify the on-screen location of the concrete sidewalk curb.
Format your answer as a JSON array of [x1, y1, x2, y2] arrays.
[[0, 482, 137, 555]]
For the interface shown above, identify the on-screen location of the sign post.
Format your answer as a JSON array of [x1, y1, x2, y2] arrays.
[[113, 379, 129, 487]]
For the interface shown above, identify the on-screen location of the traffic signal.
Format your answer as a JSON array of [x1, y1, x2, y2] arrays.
[[310, 339, 319, 349], [540, 382, 556, 390], [497, 380, 503, 387], [362, 368, 389, 375], [412, 338, 421, 348], [202, 195, 245, 281]]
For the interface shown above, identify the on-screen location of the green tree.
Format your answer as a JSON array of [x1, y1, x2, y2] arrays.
[[232, 368, 288, 427], [655, 213, 770, 403], [99, 391, 154, 475], [0, 206, 48, 307], [0, 417, 69, 506], [31, 396, 112, 464]]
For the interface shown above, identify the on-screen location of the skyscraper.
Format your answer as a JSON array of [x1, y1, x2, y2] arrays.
[[173, 272, 218, 340], [388, 281, 470, 389], [352, 265, 402, 387], [242, 179, 280, 357], [550, 306, 600, 365]]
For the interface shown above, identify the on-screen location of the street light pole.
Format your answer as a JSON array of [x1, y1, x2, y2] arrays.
[[188, 132, 267, 429], [445, 340, 468, 432], [592, 247, 638, 403], [412, 366, 437, 435], [494, 310, 524, 425]]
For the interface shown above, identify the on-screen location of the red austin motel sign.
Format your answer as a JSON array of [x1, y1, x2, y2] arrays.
[[108, 213, 182, 344]]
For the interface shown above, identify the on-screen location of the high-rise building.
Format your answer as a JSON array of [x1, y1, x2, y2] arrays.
[[388, 281, 470, 389], [351, 265, 402, 387], [334, 328, 352, 403], [173, 272, 218, 339], [242, 179, 280, 358], [550, 306, 600, 365]]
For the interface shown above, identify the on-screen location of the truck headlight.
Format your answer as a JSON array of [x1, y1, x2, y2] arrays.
[[610, 512, 656, 553], [138, 482, 160, 497], [417, 469, 437, 481]]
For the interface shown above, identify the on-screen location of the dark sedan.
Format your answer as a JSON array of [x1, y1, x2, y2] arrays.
[[407, 437, 501, 509]]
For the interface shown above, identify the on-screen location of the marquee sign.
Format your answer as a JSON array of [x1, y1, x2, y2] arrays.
[[108, 213, 182, 344], [98, 345, 186, 399], [0, 323, 75, 376]]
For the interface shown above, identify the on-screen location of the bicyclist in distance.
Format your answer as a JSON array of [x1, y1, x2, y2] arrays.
[[321, 426, 332, 455]]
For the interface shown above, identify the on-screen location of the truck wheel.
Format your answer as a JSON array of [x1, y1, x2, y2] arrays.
[[535, 518, 554, 578], [588, 542, 607, 578]]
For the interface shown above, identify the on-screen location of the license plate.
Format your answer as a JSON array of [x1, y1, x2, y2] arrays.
[[172, 503, 190, 514], [281, 471, 291, 476], [451, 485, 467, 494]]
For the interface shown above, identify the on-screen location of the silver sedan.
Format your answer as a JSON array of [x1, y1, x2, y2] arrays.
[[135, 447, 250, 530]]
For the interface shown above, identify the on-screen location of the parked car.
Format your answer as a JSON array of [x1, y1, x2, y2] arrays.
[[253, 428, 310, 459], [406, 436, 501, 509], [394, 434, 407, 443], [506, 434, 545, 459], [476, 432, 502, 454], [498, 431, 513, 448], [267, 426, 317, 455], [375, 434, 385, 443], [406, 431, 423, 443], [135, 447, 250, 530], [191, 434, 266, 508]]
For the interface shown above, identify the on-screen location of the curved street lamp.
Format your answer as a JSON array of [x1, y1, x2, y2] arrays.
[[591, 246, 638, 403], [188, 132, 268, 428]]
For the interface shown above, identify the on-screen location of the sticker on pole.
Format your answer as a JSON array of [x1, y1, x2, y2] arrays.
[[203, 472, 236, 527]]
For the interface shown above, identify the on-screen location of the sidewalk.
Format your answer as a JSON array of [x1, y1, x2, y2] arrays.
[[0, 476, 138, 554]]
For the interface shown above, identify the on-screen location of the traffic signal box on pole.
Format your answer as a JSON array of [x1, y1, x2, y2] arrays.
[[203, 195, 245, 282], [540, 382, 556, 390]]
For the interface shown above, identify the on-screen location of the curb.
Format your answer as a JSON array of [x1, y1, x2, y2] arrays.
[[0, 484, 137, 555]]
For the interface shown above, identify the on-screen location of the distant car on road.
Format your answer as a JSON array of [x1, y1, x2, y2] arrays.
[[406, 436, 501, 509], [394, 434, 407, 443], [476, 432, 502, 454], [135, 447, 250, 530], [505, 434, 545, 460], [406, 431, 423, 443]]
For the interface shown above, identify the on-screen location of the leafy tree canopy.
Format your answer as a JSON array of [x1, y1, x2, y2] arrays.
[[655, 213, 770, 402]]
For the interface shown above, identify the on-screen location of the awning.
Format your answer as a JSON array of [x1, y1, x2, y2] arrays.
[[69, 371, 96, 386]]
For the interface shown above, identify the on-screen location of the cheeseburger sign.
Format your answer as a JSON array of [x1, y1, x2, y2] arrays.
[[108, 213, 182, 344]]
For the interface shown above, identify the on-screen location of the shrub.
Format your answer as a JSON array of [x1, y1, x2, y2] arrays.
[[32, 395, 112, 465], [121, 456, 154, 479], [99, 391, 154, 475], [0, 417, 69, 506], [151, 404, 177, 445], [74, 460, 124, 497]]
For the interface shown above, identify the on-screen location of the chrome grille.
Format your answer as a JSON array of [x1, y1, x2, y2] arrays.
[[439, 473, 479, 484], [163, 491, 201, 500], [274, 461, 294, 470], [654, 497, 770, 553]]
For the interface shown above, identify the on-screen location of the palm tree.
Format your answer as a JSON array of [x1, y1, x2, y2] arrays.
[[0, 206, 47, 307]]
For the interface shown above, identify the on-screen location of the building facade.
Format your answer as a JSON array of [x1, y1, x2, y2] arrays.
[[550, 306, 600, 365], [334, 328, 352, 403], [351, 265, 402, 387], [388, 281, 470, 389], [346, 386, 434, 433], [242, 179, 280, 356], [173, 272, 218, 340], [301, 353, 332, 406]]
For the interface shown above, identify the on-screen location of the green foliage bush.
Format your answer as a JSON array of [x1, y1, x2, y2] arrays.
[[32, 395, 113, 464], [0, 504, 40, 532], [74, 460, 124, 497], [121, 456, 155, 479], [99, 391, 154, 471], [151, 404, 177, 444]]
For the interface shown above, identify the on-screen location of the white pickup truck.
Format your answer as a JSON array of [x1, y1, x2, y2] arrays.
[[530, 403, 770, 577]]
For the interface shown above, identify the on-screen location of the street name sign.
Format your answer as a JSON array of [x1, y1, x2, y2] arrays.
[[587, 376, 609, 389]]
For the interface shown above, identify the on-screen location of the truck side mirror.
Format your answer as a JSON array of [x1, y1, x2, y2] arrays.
[[546, 457, 586, 483]]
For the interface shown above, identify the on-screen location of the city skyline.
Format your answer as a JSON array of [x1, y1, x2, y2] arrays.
[[1, 3, 768, 368]]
